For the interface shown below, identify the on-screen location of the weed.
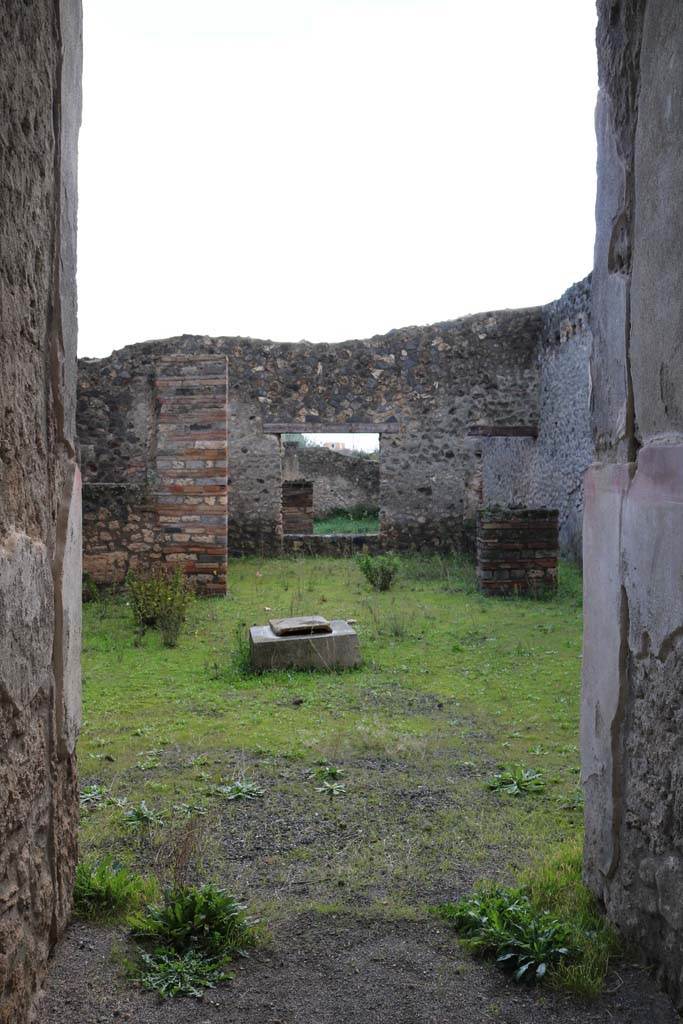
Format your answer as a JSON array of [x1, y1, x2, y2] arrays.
[[231, 623, 253, 676], [214, 779, 265, 801], [79, 782, 108, 811], [130, 949, 232, 999], [433, 883, 573, 984], [123, 801, 165, 829], [487, 765, 545, 796], [73, 858, 153, 921], [316, 780, 346, 800], [308, 761, 344, 781], [129, 884, 257, 959], [559, 788, 584, 811], [136, 750, 162, 771], [357, 554, 400, 592]]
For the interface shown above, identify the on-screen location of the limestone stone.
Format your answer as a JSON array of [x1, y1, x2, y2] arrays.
[[250, 620, 361, 671]]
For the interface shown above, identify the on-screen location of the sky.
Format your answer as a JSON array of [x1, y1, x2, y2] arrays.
[[78, 1, 598, 360]]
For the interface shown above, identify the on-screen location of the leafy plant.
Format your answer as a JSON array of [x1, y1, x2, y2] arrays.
[[308, 760, 344, 781], [126, 566, 193, 647], [129, 884, 257, 959], [230, 622, 253, 676], [316, 780, 346, 800], [79, 782, 109, 811], [357, 554, 400, 592], [214, 779, 265, 801], [136, 749, 162, 771], [123, 800, 165, 829], [432, 882, 573, 984], [73, 858, 153, 921], [559, 788, 584, 811], [131, 949, 232, 999], [487, 765, 545, 796]]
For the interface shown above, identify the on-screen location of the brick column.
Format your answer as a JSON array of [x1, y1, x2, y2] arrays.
[[154, 356, 228, 594], [476, 508, 559, 596]]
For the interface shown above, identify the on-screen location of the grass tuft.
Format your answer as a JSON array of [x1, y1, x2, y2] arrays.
[[73, 858, 155, 921]]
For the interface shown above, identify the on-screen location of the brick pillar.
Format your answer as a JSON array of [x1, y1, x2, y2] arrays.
[[282, 479, 314, 534], [154, 356, 228, 594], [476, 508, 559, 596]]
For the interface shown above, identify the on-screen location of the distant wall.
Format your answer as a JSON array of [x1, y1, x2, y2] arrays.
[[479, 278, 593, 561], [79, 306, 544, 561], [0, 2, 82, 1020], [282, 445, 380, 517]]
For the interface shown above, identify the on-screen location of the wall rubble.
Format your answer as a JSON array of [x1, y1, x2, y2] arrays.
[[0, 2, 82, 1021]]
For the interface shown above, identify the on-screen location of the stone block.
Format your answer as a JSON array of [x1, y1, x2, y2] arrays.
[[249, 619, 361, 671]]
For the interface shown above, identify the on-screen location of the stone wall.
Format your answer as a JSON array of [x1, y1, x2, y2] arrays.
[[581, 0, 683, 1008], [81, 356, 228, 594], [282, 445, 380, 518], [0, 2, 82, 1021], [78, 307, 544, 561], [479, 278, 593, 561]]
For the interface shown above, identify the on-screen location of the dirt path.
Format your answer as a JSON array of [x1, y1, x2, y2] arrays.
[[43, 913, 676, 1024]]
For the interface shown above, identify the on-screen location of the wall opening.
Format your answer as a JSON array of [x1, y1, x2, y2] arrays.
[[280, 432, 380, 537]]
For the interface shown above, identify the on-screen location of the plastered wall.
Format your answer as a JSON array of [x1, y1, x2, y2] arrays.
[[581, 0, 683, 1007]]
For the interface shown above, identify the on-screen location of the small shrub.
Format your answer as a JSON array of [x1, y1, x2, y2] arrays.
[[357, 554, 400, 592], [487, 765, 545, 796], [129, 884, 257, 959], [432, 883, 573, 984], [74, 858, 152, 921], [127, 566, 192, 647]]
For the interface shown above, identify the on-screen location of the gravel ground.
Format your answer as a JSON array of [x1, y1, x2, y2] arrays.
[[42, 913, 677, 1024]]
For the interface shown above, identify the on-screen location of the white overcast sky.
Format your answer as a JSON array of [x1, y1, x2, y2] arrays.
[[78, 0, 598, 359]]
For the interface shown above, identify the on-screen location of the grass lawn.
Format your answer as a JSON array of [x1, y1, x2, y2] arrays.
[[79, 554, 586, 929], [313, 511, 380, 534]]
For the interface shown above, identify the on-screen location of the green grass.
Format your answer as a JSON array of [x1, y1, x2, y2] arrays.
[[78, 554, 604, 993], [73, 858, 156, 921], [313, 510, 379, 534]]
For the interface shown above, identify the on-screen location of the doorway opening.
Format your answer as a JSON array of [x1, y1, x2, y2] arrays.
[[281, 432, 380, 536]]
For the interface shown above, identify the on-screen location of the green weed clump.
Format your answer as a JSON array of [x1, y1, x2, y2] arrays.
[[127, 883, 259, 998], [433, 841, 621, 996], [126, 566, 193, 647], [132, 949, 232, 999], [487, 765, 545, 796], [357, 553, 400, 591], [434, 882, 572, 983], [73, 858, 153, 921]]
